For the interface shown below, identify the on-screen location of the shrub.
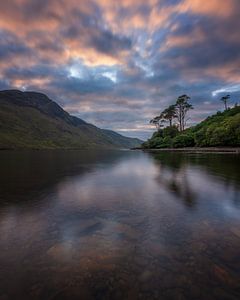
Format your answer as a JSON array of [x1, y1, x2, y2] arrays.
[[194, 128, 207, 146], [157, 136, 172, 148], [208, 126, 229, 146], [172, 134, 195, 148], [162, 125, 179, 138], [151, 130, 163, 139], [146, 107, 240, 149], [148, 137, 163, 148]]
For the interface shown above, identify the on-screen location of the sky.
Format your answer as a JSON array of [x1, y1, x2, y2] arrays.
[[0, 0, 240, 140]]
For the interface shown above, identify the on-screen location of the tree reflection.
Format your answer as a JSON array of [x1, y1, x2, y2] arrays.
[[151, 152, 240, 208], [152, 152, 197, 208]]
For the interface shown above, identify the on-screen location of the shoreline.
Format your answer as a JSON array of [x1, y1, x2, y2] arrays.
[[133, 147, 240, 154], [1, 147, 240, 153]]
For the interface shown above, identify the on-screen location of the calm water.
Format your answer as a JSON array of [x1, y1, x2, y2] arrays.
[[0, 150, 240, 300]]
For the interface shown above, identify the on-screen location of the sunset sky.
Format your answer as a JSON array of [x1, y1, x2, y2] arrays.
[[0, 0, 240, 139]]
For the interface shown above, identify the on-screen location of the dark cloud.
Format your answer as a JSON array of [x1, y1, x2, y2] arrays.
[[91, 29, 132, 54], [51, 75, 115, 95], [0, 0, 240, 139], [3, 64, 63, 80], [61, 8, 133, 57], [163, 13, 240, 70], [0, 30, 31, 59]]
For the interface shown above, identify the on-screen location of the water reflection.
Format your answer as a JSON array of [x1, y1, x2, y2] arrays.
[[0, 150, 240, 300], [153, 153, 197, 208], [152, 152, 240, 209]]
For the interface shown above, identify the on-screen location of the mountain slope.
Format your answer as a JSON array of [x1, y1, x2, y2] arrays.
[[0, 90, 142, 149]]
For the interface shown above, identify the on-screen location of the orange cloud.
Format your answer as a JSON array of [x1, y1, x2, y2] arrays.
[[160, 26, 206, 52], [204, 63, 240, 82], [178, 0, 235, 17], [102, 0, 176, 34], [67, 48, 122, 67], [1, 0, 240, 88], [7, 77, 51, 90], [0, 0, 134, 67]]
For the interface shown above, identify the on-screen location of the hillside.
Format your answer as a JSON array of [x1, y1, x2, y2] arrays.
[[143, 106, 240, 149], [0, 90, 142, 149]]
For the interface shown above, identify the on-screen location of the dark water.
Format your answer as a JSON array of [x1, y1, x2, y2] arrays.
[[0, 150, 240, 300]]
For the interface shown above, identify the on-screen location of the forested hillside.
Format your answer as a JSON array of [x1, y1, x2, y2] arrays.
[[143, 106, 240, 148]]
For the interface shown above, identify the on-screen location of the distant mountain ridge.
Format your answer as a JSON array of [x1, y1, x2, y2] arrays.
[[0, 90, 142, 149]]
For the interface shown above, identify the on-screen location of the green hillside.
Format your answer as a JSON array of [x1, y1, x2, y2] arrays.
[[0, 90, 142, 149], [143, 106, 240, 149]]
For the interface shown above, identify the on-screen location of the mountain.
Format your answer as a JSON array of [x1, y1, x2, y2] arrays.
[[0, 90, 142, 149], [143, 105, 240, 148]]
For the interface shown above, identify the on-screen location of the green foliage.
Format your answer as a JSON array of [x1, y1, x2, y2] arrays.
[[194, 106, 240, 147], [162, 125, 179, 138], [160, 105, 177, 126], [172, 133, 195, 148], [175, 95, 193, 131], [151, 130, 163, 139], [194, 128, 208, 147], [160, 136, 173, 148], [150, 95, 193, 132], [149, 137, 164, 148], [144, 106, 240, 149]]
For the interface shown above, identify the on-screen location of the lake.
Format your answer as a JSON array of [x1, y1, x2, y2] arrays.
[[0, 150, 240, 300]]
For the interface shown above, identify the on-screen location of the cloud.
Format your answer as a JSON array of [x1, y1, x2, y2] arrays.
[[0, 0, 240, 139], [179, 0, 236, 18], [212, 84, 240, 97], [0, 30, 31, 60]]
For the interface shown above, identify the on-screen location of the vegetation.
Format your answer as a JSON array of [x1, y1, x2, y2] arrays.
[[174, 95, 193, 132], [143, 94, 240, 149], [221, 94, 230, 110], [0, 90, 142, 149]]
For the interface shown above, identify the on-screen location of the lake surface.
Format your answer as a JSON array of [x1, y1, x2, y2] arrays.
[[0, 150, 240, 300]]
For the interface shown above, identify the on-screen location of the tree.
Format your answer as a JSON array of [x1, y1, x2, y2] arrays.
[[160, 105, 177, 127], [150, 116, 164, 130], [221, 94, 230, 110], [174, 95, 193, 132]]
